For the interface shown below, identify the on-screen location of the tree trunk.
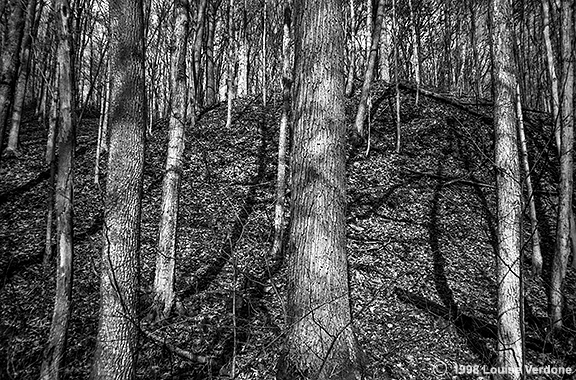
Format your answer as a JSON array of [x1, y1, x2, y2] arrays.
[[276, 0, 363, 378], [353, 0, 384, 137], [5, 0, 37, 156], [0, 0, 26, 156], [515, 82, 542, 276], [393, 0, 400, 153], [152, 0, 189, 322], [40, 0, 75, 377], [344, 0, 356, 97], [407, 0, 420, 105], [91, 0, 146, 377], [225, 0, 235, 129], [204, 2, 217, 107], [236, 0, 248, 97], [550, 0, 574, 332], [261, 0, 267, 106], [270, 3, 292, 263], [491, 0, 524, 376]]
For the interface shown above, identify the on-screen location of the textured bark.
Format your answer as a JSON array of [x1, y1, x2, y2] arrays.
[[91, 0, 146, 377], [153, 0, 189, 322], [225, 0, 235, 129], [392, 0, 400, 153], [40, 0, 75, 377], [491, 0, 524, 377], [270, 4, 292, 262], [236, 0, 248, 97], [541, 0, 561, 150], [550, 0, 574, 332], [353, 0, 384, 137], [204, 2, 217, 107], [5, 0, 37, 156], [276, 0, 363, 379], [0, 0, 26, 154]]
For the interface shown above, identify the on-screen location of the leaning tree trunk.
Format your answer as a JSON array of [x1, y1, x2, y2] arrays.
[[91, 0, 146, 378], [491, 0, 524, 377], [550, 0, 574, 332], [0, 0, 26, 157], [276, 0, 363, 379], [353, 0, 384, 138], [40, 0, 75, 377], [152, 0, 189, 322], [5, 0, 37, 157]]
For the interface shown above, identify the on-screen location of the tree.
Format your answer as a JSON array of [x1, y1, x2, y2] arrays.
[[276, 0, 363, 378], [490, 0, 524, 376], [0, 0, 26, 156], [152, 0, 189, 322], [39, 0, 75, 378], [354, 0, 385, 138], [91, 0, 146, 377], [550, 0, 574, 332]]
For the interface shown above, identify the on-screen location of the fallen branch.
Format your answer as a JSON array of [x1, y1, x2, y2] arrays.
[[142, 329, 212, 364], [402, 167, 495, 189]]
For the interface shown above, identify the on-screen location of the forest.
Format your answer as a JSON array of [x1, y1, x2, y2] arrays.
[[0, 0, 575, 379]]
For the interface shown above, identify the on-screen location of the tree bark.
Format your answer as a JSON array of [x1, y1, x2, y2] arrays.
[[204, 2, 217, 107], [91, 0, 146, 377], [0, 0, 26, 156], [270, 3, 292, 263], [276, 0, 363, 378], [353, 0, 384, 137], [407, 0, 420, 105], [550, 0, 574, 332], [515, 82, 542, 276], [4, 0, 37, 156], [152, 0, 189, 322], [225, 0, 235, 129], [40, 0, 75, 377], [491, 0, 524, 376]]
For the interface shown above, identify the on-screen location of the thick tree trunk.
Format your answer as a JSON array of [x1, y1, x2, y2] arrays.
[[276, 0, 363, 379], [344, 0, 356, 97], [353, 0, 384, 137], [491, 0, 524, 377], [152, 0, 189, 322], [91, 0, 146, 377], [0, 0, 26, 155], [40, 0, 75, 377], [550, 0, 574, 332]]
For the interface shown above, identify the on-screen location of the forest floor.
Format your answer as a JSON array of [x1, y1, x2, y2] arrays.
[[1, 81, 575, 379]]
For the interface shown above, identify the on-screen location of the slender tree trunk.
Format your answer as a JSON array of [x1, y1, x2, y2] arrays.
[[91, 0, 146, 377], [0, 0, 26, 156], [261, 0, 267, 106], [225, 0, 235, 130], [236, 0, 248, 97], [344, 0, 356, 97], [276, 0, 363, 378], [515, 82, 542, 276], [270, 4, 292, 263], [44, 81, 58, 268], [353, 0, 384, 137], [550, 0, 574, 332], [491, 0, 524, 376], [205, 2, 217, 107], [407, 0, 420, 105], [5, 0, 37, 156], [40, 0, 75, 377], [541, 0, 561, 151], [393, 0, 400, 153], [152, 0, 189, 322]]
